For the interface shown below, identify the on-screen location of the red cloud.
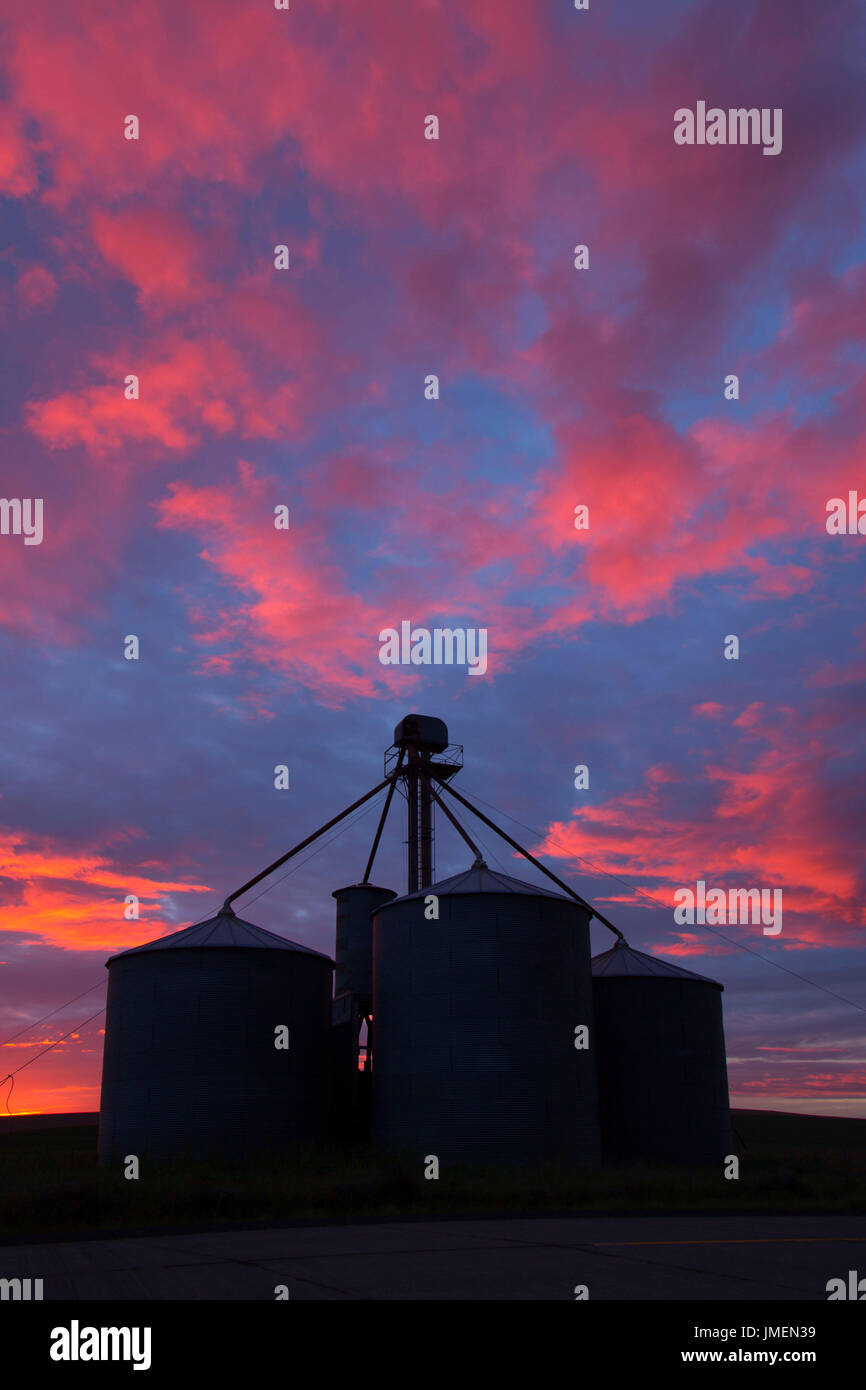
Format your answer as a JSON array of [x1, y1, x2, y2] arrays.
[[156, 463, 406, 704], [0, 828, 210, 951], [15, 264, 57, 309], [0, 105, 37, 195], [536, 701, 865, 949], [90, 208, 207, 305], [693, 702, 725, 719], [155, 452, 549, 699], [3, 0, 863, 660], [26, 329, 313, 456]]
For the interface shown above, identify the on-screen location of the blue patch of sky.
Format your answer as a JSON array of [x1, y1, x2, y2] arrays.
[[774, 193, 866, 281], [513, 285, 549, 351], [445, 374, 552, 481], [787, 382, 853, 427], [658, 293, 795, 434], [0, 195, 38, 271], [235, 143, 315, 257], [547, 0, 695, 50]]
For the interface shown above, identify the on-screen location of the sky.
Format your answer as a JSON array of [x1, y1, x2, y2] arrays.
[[1, 0, 865, 1119]]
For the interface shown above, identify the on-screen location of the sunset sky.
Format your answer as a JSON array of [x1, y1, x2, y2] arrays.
[[1, 0, 865, 1117]]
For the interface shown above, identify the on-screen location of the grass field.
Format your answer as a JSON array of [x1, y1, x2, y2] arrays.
[[1, 1109, 864, 1240]]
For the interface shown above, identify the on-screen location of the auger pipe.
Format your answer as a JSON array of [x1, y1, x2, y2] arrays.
[[224, 776, 394, 908], [432, 775, 626, 943]]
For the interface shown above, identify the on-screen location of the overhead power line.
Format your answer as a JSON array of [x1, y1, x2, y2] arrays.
[[0, 1007, 106, 1115], [0, 980, 107, 1050]]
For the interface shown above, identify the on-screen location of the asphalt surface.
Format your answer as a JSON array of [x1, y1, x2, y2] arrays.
[[1, 1213, 863, 1299]]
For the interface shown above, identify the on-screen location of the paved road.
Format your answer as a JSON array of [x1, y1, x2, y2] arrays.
[[1, 1214, 862, 1300]]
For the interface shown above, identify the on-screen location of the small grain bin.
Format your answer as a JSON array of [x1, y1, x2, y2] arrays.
[[371, 861, 600, 1166], [591, 942, 731, 1164], [330, 882, 396, 1138], [98, 904, 333, 1165], [332, 882, 397, 1008]]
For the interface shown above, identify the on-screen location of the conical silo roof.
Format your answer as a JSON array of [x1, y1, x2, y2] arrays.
[[391, 860, 573, 903], [591, 941, 722, 988], [106, 903, 333, 963]]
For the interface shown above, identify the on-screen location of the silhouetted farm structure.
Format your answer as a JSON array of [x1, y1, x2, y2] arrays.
[[98, 716, 731, 1168]]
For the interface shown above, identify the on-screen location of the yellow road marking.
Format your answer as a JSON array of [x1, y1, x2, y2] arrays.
[[594, 1237, 865, 1246]]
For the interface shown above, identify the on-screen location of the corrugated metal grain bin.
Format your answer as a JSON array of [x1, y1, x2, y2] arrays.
[[98, 905, 333, 1165], [371, 862, 600, 1167], [591, 942, 731, 1164], [332, 882, 397, 1006]]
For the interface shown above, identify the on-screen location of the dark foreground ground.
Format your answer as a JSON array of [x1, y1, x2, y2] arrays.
[[1, 1213, 863, 1299], [1, 1109, 864, 1245]]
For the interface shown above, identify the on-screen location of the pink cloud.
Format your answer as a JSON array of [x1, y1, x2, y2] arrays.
[[693, 702, 725, 719], [536, 700, 865, 949], [15, 264, 57, 309], [90, 207, 208, 305]]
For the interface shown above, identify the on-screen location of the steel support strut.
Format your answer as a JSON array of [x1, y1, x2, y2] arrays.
[[430, 773, 626, 943], [362, 748, 405, 883], [224, 776, 394, 909]]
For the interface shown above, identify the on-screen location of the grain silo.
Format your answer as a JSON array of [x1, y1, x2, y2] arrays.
[[591, 942, 731, 1164], [330, 883, 397, 1138], [98, 904, 333, 1165], [332, 883, 397, 1008], [371, 861, 601, 1167]]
